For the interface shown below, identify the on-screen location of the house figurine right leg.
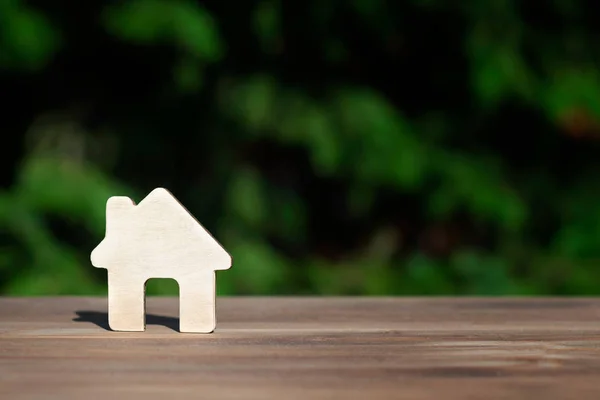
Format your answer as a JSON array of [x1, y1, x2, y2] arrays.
[[178, 272, 216, 333]]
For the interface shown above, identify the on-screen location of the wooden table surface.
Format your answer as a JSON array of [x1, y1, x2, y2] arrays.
[[2, 297, 600, 399]]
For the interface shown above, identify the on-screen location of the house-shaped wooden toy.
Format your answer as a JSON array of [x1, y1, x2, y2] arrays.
[[90, 188, 232, 333]]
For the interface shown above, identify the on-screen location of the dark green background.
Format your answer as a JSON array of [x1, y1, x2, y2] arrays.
[[2, 0, 600, 296]]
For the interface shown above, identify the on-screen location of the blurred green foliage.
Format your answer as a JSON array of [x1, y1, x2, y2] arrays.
[[2, 0, 600, 295]]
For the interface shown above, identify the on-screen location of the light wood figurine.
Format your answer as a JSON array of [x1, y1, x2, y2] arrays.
[[90, 187, 232, 333]]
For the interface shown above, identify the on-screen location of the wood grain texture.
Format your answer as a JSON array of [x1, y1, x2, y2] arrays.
[[2, 297, 600, 399]]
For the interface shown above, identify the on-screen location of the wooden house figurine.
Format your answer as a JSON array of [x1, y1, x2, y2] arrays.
[[90, 187, 232, 333]]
